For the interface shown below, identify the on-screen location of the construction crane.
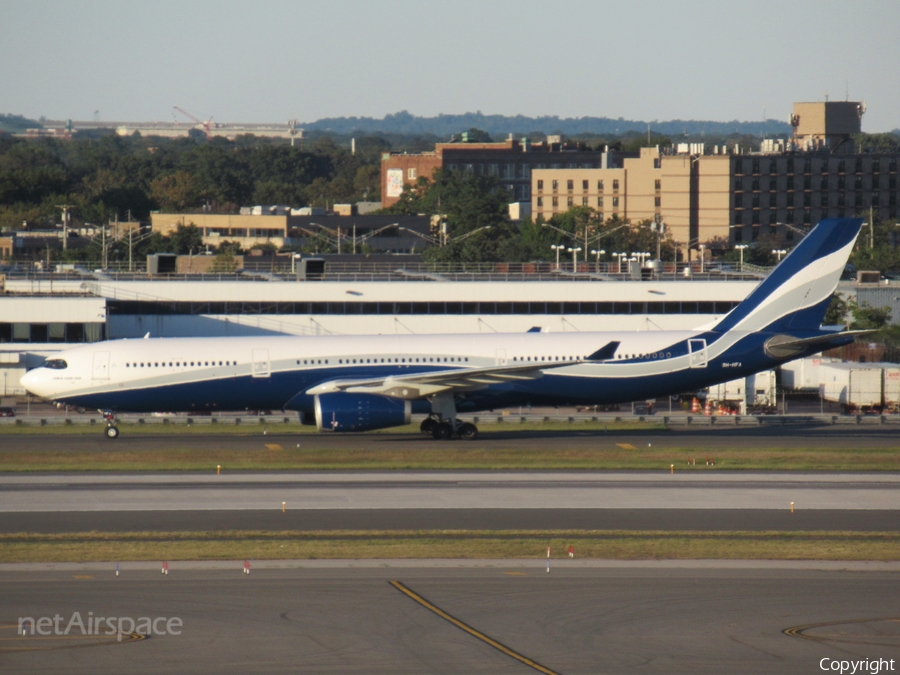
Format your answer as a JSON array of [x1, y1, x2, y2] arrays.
[[172, 106, 214, 140]]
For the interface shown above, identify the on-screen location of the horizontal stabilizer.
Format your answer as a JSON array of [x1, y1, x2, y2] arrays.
[[764, 330, 871, 360]]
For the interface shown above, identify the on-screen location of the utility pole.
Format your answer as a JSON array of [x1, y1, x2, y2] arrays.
[[870, 206, 874, 249], [56, 204, 74, 251]]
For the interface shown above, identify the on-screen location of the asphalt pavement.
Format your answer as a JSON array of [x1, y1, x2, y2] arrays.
[[2, 566, 899, 675]]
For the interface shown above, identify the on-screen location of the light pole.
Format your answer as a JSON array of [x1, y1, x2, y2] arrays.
[[651, 218, 665, 261], [735, 244, 748, 272], [567, 246, 582, 273], [590, 248, 605, 273], [612, 252, 625, 274], [551, 244, 564, 269], [291, 253, 302, 275], [698, 244, 706, 274], [772, 248, 787, 262]]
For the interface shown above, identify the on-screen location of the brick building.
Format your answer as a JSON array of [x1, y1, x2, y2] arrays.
[[381, 137, 623, 208]]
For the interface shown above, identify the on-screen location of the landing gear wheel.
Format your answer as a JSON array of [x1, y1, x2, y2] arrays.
[[105, 425, 120, 439], [420, 418, 438, 436], [457, 422, 478, 440], [432, 422, 453, 440]]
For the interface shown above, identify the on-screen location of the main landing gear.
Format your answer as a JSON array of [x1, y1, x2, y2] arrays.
[[419, 416, 479, 440], [102, 411, 119, 439], [420, 393, 479, 440]]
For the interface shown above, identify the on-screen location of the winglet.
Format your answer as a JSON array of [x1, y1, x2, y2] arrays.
[[586, 341, 620, 362], [527, 326, 543, 333]]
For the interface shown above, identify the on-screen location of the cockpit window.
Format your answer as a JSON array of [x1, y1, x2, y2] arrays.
[[44, 359, 68, 370]]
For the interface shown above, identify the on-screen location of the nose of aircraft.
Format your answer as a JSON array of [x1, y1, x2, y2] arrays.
[[20, 369, 49, 398]]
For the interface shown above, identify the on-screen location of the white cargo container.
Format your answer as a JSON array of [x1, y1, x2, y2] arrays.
[[883, 366, 900, 409], [707, 370, 777, 414], [780, 356, 841, 390], [820, 364, 883, 410]]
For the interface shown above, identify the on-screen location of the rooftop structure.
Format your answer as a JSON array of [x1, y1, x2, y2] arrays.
[[790, 101, 865, 152]]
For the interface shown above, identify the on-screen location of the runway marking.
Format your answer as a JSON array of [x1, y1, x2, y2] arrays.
[[0, 628, 145, 652], [72, 575, 93, 579], [390, 580, 562, 675], [784, 617, 900, 646], [264, 444, 284, 451], [503, 572, 527, 576], [616, 443, 637, 450]]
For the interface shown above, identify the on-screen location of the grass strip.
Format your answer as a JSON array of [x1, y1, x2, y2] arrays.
[[1, 443, 899, 471], [1, 530, 898, 563]]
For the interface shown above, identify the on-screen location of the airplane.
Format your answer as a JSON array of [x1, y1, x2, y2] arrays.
[[21, 218, 864, 441]]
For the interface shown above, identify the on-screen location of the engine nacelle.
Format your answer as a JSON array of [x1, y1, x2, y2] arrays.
[[314, 393, 411, 432]]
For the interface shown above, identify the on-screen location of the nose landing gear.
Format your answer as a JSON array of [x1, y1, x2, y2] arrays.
[[102, 411, 119, 439]]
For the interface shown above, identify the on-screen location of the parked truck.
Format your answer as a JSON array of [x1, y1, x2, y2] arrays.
[[780, 356, 842, 391], [819, 362, 900, 414], [706, 370, 778, 415]]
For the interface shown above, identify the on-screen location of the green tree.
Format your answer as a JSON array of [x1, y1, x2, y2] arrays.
[[849, 214, 900, 274], [149, 171, 203, 211], [209, 247, 238, 272], [824, 294, 849, 326], [169, 223, 204, 254], [849, 299, 892, 330]]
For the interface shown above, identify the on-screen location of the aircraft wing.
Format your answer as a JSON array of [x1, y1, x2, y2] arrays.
[[306, 341, 620, 400]]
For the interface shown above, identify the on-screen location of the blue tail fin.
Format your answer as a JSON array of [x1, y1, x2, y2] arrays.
[[713, 218, 862, 334]]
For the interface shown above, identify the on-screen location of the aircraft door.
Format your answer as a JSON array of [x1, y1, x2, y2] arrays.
[[92, 351, 110, 380], [688, 339, 708, 369], [251, 349, 270, 378], [495, 349, 507, 366]]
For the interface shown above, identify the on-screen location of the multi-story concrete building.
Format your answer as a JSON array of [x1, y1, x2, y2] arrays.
[[532, 102, 899, 254], [381, 137, 622, 208]]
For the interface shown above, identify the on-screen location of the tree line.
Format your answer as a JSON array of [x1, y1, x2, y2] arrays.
[[0, 132, 384, 231]]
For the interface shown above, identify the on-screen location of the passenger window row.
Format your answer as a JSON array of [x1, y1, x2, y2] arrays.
[[337, 357, 468, 364], [126, 361, 237, 368]]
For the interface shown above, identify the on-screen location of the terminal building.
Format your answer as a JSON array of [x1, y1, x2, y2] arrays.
[[0, 263, 766, 395]]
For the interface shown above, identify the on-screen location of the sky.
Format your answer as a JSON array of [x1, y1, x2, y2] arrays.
[[3, 0, 899, 131]]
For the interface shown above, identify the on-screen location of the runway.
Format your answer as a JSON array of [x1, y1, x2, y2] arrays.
[[2, 566, 899, 675], [2, 471, 898, 533], [2, 471, 900, 512]]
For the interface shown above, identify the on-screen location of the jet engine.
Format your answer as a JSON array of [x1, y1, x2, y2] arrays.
[[313, 393, 411, 432]]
